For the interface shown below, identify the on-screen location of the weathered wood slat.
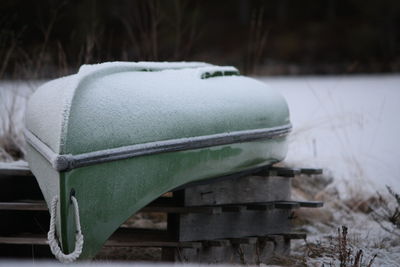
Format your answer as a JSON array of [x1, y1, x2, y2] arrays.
[[183, 175, 291, 206], [0, 199, 322, 212], [0, 162, 32, 177], [141, 206, 222, 214], [265, 232, 307, 240], [202, 239, 230, 247], [300, 168, 323, 175], [245, 203, 274, 211], [221, 205, 246, 212], [268, 166, 323, 177], [297, 201, 324, 208], [163, 236, 287, 264], [229, 237, 257, 245], [268, 167, 301, 177], [0, 228, 201, 249], [176, 209, 292, 242], [0, 201, 47, 211], [0, 236, 47, 245], [274, 201, 301, 209], [172, 165, 271, 191]]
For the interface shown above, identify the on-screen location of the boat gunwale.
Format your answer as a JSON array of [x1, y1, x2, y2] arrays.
[[24, 123, 292, 172]]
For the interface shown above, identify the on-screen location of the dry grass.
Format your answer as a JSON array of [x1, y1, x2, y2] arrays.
[[286, 169, 400, 266], [370, 186, 400, 238], [301, 226, 377, 267], [0, 85, 29, 162]]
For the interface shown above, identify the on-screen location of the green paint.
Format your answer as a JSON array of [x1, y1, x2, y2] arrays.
[[54, 137, 287, 259]]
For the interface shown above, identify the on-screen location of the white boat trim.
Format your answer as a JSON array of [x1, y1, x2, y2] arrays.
[[24, 123, 291, 172]]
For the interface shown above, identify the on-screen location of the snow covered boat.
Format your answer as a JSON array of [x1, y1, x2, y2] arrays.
[[24, 61, 291, 261]]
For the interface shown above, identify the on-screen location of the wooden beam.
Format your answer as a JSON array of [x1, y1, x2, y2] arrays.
[[0, 201, 47, 211], [268, 167, 300, 177], [0, 162, 32, 177], [0, 236, 47, 245], [297, 201, 324, 208], [267, 232, 307, 240], [177, 209, 291, 242], [221, 205, 246, 212], [274, 201, 301, 209], [0, 228, 202, 249], [141, 206, 222, 214], [183, 176, 291, 206], [300, 168, 323, 175], [229, 237, 257, 245], [202, 239, 230, 247], [245, 203, 274, 211]]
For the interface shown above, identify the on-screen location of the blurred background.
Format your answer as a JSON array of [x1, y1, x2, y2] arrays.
[[1, 0, 399, 79], [1, 1, 400, 264]]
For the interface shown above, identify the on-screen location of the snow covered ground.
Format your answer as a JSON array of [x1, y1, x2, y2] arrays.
[[261, 75, 400, 194], [258, 75, 400, 266]]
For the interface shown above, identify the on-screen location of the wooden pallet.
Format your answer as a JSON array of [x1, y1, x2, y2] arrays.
[[0, 162, 323, 263]]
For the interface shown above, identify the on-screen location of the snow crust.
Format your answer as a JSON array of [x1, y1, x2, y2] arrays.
[[24, 62, 287, 155], [64, 66, 287, 154]]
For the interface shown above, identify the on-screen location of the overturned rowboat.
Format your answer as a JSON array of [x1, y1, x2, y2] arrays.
[[24, 62, 291, 261]]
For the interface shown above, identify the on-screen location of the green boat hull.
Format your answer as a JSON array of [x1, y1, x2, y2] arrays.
[[24, 62, 291, 260], [27, 137, 287, 259]]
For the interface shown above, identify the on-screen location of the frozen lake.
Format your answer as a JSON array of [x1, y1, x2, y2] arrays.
[[1, 75, 399, 193], [261, 75, 400, 193]]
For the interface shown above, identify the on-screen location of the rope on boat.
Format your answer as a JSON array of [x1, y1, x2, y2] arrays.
[[47, 195, 84, 263]]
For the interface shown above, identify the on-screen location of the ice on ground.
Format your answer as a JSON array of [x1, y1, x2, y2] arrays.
[[261, 75, 400, 194]]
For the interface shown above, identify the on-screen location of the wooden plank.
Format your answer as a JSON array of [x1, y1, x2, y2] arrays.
[[300, 168, 323, 175], [0, 200, 258, 214], [297, 201, 324, 208], [229, 237, 257, 245], [177, 209, 292, 242], [278, 232, 307, 240], [0, 201, 47, 211], [268, 167, 300, 177], [0, 228, 201, 249], [172, 165, 270, 191], [106, 237, 201, 248], [0, 162, 32, 177], [0, 236, 47, 245], [245, 203, 274, 211], [221, 205, 246, 212], [274, 201, 301, 209], [141, 206, 221, 214], [163, 235, 289, 264], [268, 167, 323, 176], [183, 175, 291, 206], [0, 200, 320, 213], [202, 239, 230, 247]]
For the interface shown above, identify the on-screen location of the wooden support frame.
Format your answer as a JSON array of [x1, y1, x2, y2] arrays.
[[0, 163, 323, 263]]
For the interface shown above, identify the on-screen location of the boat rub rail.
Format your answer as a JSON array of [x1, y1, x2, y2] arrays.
[[24, 123, 292, 172]]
